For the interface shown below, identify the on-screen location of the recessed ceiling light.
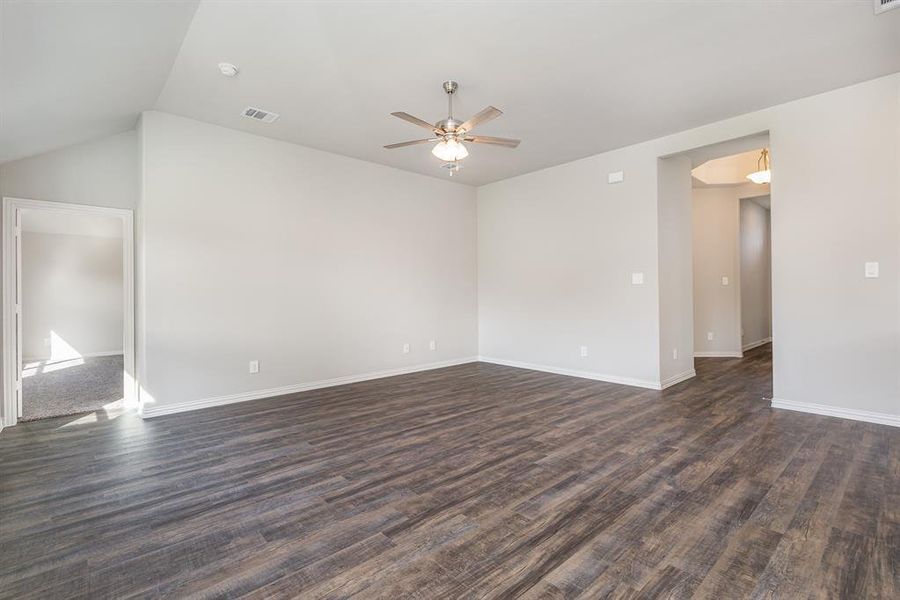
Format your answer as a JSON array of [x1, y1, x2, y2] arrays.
[[218, 62, 239, 77]]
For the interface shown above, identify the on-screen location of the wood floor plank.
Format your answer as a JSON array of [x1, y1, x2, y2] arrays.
[[1, 344, 897, 599]]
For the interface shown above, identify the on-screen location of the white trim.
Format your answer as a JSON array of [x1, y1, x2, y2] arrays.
[[742, 337, 772, 351], [771, 398, 900, 428], [694, 351, 743, 358], [477, 356, 662, 390], [2, 197, 136, 428], [660, 369, 696, 389], [23, 350, 124, 362], [140, 356, 479, 418]]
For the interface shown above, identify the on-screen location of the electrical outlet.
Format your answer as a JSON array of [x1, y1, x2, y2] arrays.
[[249, 360, 259, 374], [673, 348, 678, 360], [721, 276, 729, 286], [402, 343, 410, 354], [43, 337, 50, 347], [707, 332, 714, 341], [631, 272, 644, 285], [580, 345, 588, 357], [429, 340, 436, 351]]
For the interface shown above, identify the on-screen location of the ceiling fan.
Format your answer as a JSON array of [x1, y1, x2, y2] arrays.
[[384, 81, 520, 174]]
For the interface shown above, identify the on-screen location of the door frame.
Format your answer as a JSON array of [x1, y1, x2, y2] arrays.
[[1, 197, 136, 427]]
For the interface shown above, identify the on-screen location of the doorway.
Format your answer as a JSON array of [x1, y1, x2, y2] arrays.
[[657, 132, 774, 393], [739, 194, 772, 355], [690, 147, 772, 360], [2, 198, 135, 427]]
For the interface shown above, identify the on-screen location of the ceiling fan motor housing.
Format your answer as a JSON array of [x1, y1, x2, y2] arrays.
[[436, 117, 464, 134]]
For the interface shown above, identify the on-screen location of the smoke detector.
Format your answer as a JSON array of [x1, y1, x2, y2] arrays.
[[241, 106, 279, 124]]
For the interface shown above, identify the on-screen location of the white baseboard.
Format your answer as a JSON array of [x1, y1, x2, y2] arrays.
[[660, 369, 696, 390], [477, 356, 662, 390], [771, 398, 900, 428], [140, 356, 479, 418], [694, 351, 743, 358], [742, 337, 772, 351], [24, 350, 123, 362]]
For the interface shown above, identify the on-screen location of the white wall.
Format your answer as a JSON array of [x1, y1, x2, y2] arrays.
[[21, 232, 123, 359], [0, 131, 138, 209], [691, 185, 771, 357], [478, 73, 900, 419], [770, 76, 899, 418], [740, 199, 772, 349], [692, 187, 741, 356], [657, 155, 695, 383], [138, 112, 477, 411], [477, 143, 662, 388]]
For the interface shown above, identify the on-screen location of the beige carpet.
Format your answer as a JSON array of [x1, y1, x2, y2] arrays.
[[21, 355, 124, 421]]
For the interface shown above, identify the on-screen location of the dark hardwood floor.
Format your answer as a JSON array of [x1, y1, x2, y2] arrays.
[[1, 344, 897, 598]]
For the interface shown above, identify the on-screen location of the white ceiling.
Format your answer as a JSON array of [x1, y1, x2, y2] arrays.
[[0, 0, 199, 163], [3, 1, 899, 185], [692, 149, 766, 186], [21, 210, 122, 239]]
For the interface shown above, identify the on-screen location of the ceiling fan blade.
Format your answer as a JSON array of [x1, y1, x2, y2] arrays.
[[458, 106, 502, 133], [391, 112, 440, 132], [464, 135, 520, 148], [383, 138, 439, 149]]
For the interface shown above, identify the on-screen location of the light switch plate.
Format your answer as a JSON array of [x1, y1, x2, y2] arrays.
[[631, 272, 644, 285], [721, 276, 729, 286], [707, 332, 714, 341], [608, 171, 624, 184], [865, 262, 879, 278]]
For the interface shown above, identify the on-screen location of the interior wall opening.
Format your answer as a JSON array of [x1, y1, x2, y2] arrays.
[[2, 197, 136, 428], [18, 209, 125, 421], [657, 131, 773, 393], [691, 147, 772, 364]]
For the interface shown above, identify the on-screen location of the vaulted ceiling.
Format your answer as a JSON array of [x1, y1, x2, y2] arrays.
[[0, 1, 200, 164], [3, 1, 899, 185]]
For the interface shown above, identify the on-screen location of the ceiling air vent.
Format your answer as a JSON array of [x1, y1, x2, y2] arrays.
[[241, 106, 279, 124], [875, 0, 899, 13]]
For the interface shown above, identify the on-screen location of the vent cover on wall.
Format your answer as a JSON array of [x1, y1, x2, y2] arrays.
[[875, 0, 899, 13], [241, 107, 279, 123]]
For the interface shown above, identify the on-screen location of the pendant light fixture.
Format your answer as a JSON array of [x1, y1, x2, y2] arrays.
[[746, 149, 771, 184]]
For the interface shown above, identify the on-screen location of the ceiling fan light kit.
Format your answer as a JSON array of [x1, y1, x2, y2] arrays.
[[432, 139, 468, 161], [384, 80, 521, 175]]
